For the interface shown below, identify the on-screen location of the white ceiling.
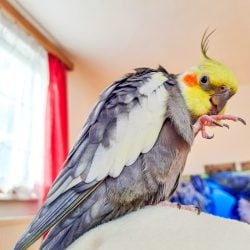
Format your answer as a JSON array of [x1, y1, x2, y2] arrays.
[[12, 0, 250, 85]]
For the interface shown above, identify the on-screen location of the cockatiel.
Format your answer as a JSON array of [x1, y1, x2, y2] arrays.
[[15, 31, 246, 250]]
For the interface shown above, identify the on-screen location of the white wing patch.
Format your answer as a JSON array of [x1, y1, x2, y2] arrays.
[[139, 72, 167, 95], [85, 72, 169, 183]]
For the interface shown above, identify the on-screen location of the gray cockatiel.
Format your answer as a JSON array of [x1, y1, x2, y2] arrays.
[[15, 33, 245, 250]]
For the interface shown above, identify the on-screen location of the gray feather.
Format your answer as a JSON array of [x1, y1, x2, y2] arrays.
[[41, 115, 192, 249], [14, 66, 194, 250]]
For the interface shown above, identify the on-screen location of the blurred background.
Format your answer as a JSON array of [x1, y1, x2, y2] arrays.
[[0, 0, 249, 249]]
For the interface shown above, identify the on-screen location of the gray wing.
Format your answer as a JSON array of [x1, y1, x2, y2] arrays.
[[46, 67, 171, 202], [14, 67, 172, 250], [40, 94, 194, 250]]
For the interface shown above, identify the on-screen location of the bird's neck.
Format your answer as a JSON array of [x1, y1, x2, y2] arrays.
[[176, 73, 200, 124]]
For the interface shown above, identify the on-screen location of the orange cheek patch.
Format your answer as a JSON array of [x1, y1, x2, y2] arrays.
[[183, 73, 198, 87]]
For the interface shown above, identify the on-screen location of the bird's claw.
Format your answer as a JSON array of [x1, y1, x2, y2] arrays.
[[176, 203, 201, 214], [158, 201, 201, 215], [194, 114, 246, 139], [195, 206, 201, 215], [237, 117, 247, 125], [211, 119, 223, 127], [204, 133, 214, 140], [223, 123, 230, 129]]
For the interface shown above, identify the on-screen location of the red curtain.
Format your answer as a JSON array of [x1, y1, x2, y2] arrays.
[[43, 53, 68, 199]]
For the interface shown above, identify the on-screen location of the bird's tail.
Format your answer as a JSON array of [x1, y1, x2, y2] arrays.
[[40, 183, 114, 249], [14, 182, 103, 250]]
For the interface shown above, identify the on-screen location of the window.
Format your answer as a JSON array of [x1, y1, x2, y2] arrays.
[[0, 12, 48, 199]]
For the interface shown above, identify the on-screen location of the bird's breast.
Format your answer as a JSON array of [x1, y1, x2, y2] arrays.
[[106, 120, 191, 208], [143, 120, 191, 198]]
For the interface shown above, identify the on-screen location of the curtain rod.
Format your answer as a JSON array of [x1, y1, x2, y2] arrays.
[[0, 0, 74, 71]]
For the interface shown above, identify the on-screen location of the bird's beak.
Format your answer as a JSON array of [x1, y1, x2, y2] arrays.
[[209, 88, 234, 115]]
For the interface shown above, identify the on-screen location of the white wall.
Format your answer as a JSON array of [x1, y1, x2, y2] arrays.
[[67, 58, 121, 148], [67, 68, 250, 174], [67, 61, 99, 147]]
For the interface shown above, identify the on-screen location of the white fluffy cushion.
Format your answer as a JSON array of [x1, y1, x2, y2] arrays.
[[67, 206, 250, 250]]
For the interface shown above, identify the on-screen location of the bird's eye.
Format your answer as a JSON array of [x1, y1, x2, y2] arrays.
[[219, 85, 227, 92], [199, 75, 210, 90], [200, 75, 209, 84]]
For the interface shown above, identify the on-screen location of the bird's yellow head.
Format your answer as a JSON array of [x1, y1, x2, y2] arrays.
[[179, 30, 238, 120]]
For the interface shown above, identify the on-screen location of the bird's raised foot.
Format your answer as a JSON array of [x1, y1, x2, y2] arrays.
[[193, 114, 246, 139], [158, 200, 201, 215]]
